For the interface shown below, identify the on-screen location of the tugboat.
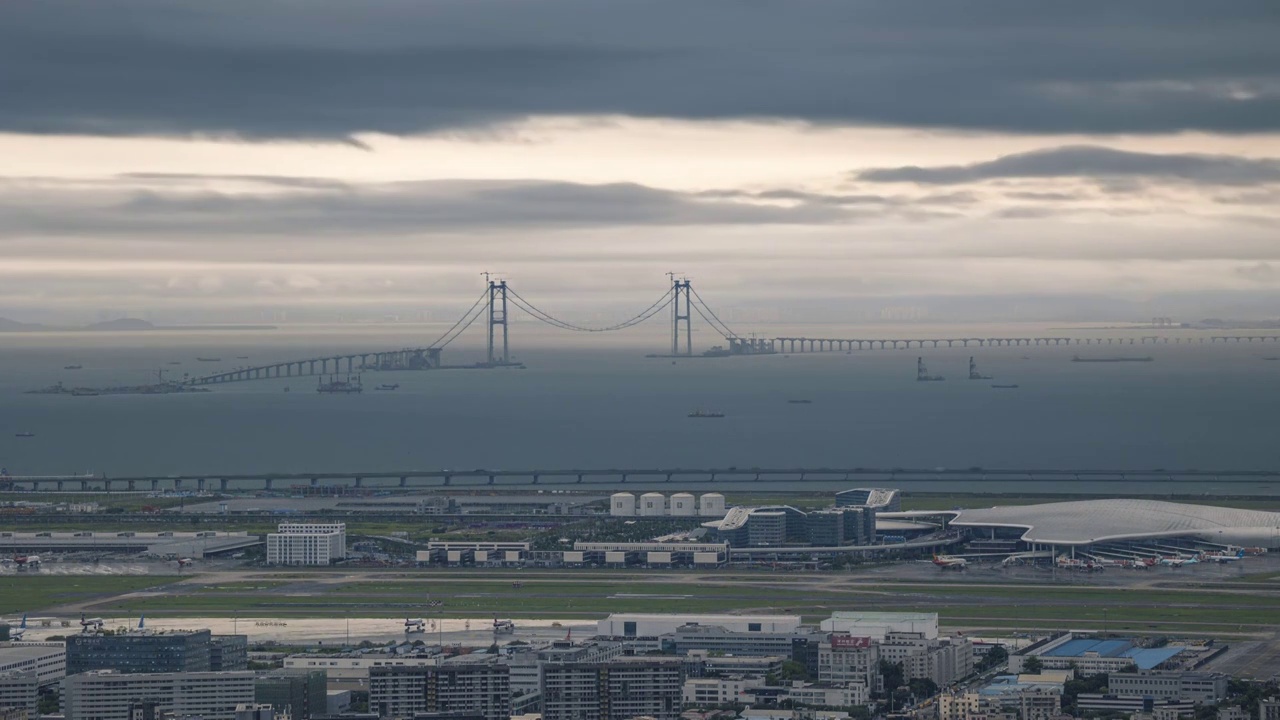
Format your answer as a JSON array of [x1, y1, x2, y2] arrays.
[[787, 399, 813, 404], [196, 357, 221, 362], [687, 410, 725, 418], [317, 375, 363, 393], [63, 364, 83, 370]]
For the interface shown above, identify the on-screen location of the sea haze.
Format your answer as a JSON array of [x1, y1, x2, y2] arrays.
[[0, 323, 1276, 481]]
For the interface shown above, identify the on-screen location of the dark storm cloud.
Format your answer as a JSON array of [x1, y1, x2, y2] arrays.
[[1, 0, 1278, 139], [857, 146, 1280, 186]]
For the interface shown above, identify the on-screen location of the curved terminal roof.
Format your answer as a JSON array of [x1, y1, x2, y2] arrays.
[[950, 499, 1280, 547]]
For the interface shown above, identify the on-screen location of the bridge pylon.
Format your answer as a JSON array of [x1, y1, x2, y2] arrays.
[[487, 279, 510, 365], [671, 277, 693, 356]]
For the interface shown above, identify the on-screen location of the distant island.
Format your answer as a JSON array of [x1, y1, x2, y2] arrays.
[[85, 318, 156, 331], [0, 317, 276, 332]]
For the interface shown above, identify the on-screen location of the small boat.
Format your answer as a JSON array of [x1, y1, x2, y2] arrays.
[[196, 357, 221, 362], [283, 386, 290, 393], [991, 384, 1020, 389], [71, 389, 99, 396], [63, 364, 83, 370], [14, 432, 35, 438], [236, 356, 249, 360], [167, 361, 182, 365], [688, 410, 725, 418], [787, 399, 812, 404], [377, 383, 400, 391]]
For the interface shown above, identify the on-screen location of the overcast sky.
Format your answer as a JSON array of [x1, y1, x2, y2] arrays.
[[2, 0, 1279, 324]]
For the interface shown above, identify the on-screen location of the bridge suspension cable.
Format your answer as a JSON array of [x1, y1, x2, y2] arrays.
[[428, 288, 490, 348], [505, 286, 674, 333], [689, 286, 739, 339]]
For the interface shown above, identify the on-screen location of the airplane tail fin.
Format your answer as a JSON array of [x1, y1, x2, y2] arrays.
[[138, 614, 146, 630], [20, 614, 27, 629]]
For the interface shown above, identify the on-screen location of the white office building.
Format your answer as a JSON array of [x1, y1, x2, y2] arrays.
[[62, 670, 255, 720], [0, 643, 66, 687], [0, 672, 39, 714], [266, 523, 347, 566]]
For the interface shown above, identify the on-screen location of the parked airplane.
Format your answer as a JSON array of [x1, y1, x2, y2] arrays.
[[176, 558, 195, 568], [8, 614, 27, 640], [13, 555, 40, 569], [1206, 549, 1245, 563], [80, 615, 104, 632], [404, 619, 426, 634], [932, 555, 968, 570], [1159, 555, 1198, 567]]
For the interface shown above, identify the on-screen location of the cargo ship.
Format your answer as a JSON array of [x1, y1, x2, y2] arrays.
[[63, 364, 83, 370], [317, 375, 363, 393], [688, 410, 725, 418], [1072, 355, 1153, 363], [196, 357, 221, 362]]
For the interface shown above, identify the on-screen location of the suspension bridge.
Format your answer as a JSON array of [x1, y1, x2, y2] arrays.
[[182, 277, 1280, 386]]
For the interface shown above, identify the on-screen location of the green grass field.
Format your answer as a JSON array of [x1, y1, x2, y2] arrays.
[[0, 576, 183, 615]]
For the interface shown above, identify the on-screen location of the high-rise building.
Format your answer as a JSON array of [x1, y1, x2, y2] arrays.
[[369, 657, 510, 720], [62, 670, 255, 720], [255, 670, 328, 720], [66, 630, 216, 675], [267, 523, 347, 566], [540, 657, 683, 720], [211, 635, 249, 671]]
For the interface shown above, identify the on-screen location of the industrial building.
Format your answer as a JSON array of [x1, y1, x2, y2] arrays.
[[369, 657, 510, 720], [597, 614, 801, 638], [1106, 671, 1228, 704], [417, 541, 529, 566], [609, 492, 726, 518], [1013, 635, 1187, 673], [573, 541, 728, 567], [266, 523, 347, 566], [61, 670, 256, 720], [0, 531, 259, 558], [820, 611, 939, 641]]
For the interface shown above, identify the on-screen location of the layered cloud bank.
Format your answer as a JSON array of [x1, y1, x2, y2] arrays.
[[0, 1, 1277, 322]]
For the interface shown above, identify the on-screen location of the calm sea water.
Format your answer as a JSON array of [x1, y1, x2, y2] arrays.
[[1, 323, 1277, 490]]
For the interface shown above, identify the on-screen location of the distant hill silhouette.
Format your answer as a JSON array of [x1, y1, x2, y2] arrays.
[[0, 317, 47, 331]]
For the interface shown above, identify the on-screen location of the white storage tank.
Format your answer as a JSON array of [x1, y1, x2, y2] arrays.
[[610, 492, 637, 516], [699, 493, 727, 517], [640, 492, 666, 516], [670, 493, 697, 516]]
